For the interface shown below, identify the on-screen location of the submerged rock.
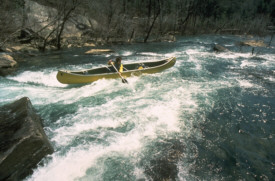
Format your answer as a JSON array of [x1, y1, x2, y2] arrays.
[[213, 44, 229, 52], [141, 139, 185, 180], [0, 97, 54, 181], [0, 53, 18, 76]]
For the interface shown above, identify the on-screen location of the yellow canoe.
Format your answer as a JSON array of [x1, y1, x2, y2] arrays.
[[56, 57, 176, 84]]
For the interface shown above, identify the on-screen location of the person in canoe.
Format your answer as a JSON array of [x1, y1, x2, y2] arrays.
[[108, 57, 123, 74], [108, 56, 128, 83]]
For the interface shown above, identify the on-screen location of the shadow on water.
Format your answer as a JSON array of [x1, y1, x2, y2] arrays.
[[139, 137, 186, 180], [191, 87, 275, 180]]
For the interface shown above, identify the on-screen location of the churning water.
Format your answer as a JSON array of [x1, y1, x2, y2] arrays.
[[1, 35, 274, 180]]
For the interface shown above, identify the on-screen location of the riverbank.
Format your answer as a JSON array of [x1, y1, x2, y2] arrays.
[[1, 32, 273, 77], [1, 0, 274, 58]]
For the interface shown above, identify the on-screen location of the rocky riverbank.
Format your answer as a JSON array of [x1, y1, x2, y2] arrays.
[[1, 34, 271, 77], [0, 53, 18, 76], [0, 97, 54, 181]]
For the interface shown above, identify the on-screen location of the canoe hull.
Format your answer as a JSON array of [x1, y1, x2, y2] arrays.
[[57, 57, 176, 84]]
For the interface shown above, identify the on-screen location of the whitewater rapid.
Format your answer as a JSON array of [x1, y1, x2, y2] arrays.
[[0, 35, 274, 180]]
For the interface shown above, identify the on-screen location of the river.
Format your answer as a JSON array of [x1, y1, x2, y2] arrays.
[[1, 35, 274, 181]]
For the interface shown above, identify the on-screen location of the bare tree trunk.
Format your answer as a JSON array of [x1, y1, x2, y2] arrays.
[[56, 0, 80, 50], [144, 0, 160, 43], [21, 1, 26, 29], [214, 22, 227, 33], [129, 28, 135, 43], [32, 0, 80, 51], [268, 33, 274, 47], [144, 14, 159, 42], [158, 0, 163, 35], [41, 27, 56, 52], [0, 29, 21, 47]]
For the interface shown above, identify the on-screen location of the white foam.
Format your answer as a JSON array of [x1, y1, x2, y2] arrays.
[[28, 146, 105, 181], [185, 49, 201, 55], [261, 54, 275, 68], [27, 70, 207, 180], [138, 52, 160, 57], [121, 51, 134, 56], [30, 129, 146, 181], [240, 59, 257, 68], [264, 76, 275, 82], [237, 79, 255, 88], [186, 54, 202, 70], [8, 70, 65, 87], [215, 52, 251, 59], [165, 52, 181, 58], [5, 72, 125, 106]]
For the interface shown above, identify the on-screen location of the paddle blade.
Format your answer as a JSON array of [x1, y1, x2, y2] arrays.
[[122, 78, 128, 84]]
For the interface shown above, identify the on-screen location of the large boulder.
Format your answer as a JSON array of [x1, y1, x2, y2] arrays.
[[0, 97, 54, 181], [0, 53, 18, 76]]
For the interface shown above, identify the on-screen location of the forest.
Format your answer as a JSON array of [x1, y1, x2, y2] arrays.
[[0, 0, 274, 50]]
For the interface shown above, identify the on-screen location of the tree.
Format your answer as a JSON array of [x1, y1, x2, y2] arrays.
[[0, 0, 25, 46], [144, 0, 161, 42], [55, 0, 81, 50], [1, 0, 274, 49], [36, 0, 81, 51]]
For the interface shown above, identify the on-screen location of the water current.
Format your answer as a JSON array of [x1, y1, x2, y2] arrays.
[[1, 35, 274, 180]]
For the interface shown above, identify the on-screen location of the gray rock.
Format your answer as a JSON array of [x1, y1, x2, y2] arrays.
[[213, 44, 229, 52], [0, 97, 54, 181]]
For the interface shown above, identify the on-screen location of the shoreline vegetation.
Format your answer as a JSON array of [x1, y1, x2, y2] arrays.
[[0, 0, 274, 75], [0, 0, 274, 49]]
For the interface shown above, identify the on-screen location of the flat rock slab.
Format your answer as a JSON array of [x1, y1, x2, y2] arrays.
[[83, 43, 96, 47], [0, 97, 54, 181], [85, 48, 114, 55], [239, 40, 267, 47], [0, 53, 18, 76], [0, 53, 17, 68], [10, 45, 39, 53]]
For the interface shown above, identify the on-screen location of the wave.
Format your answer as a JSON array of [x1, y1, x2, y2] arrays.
[[5, 35, 273, 181], [8, 70, 66, 88]]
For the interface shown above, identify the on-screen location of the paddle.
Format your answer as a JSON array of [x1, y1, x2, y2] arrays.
[[111, 63, 128, 84]]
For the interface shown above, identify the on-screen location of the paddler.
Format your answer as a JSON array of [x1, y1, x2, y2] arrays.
[[108, 57, 123, 74]]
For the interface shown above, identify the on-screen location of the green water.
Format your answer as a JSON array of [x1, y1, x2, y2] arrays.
[[0, 35, 274, 180]]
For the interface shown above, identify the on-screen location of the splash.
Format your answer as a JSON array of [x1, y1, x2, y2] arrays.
[[8, 70, 65, 88]]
